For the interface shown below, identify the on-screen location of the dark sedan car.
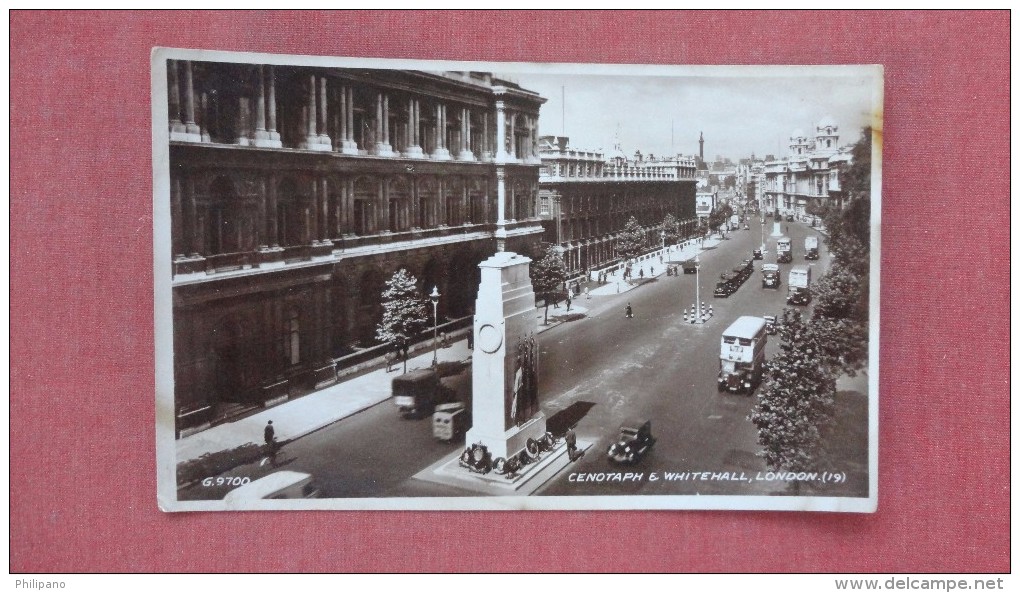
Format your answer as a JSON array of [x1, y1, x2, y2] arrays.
[[607, 419, 656, 464]]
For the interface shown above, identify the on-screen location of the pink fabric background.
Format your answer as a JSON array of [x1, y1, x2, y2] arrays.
[[10, 11, 1009, 573]]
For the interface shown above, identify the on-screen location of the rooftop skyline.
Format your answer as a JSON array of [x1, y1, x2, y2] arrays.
[[512, 67, 879, 162]]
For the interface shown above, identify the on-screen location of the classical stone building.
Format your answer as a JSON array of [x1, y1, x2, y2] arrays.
[[166, 59, 546, 436], [760, 118, 851, 217], [536, 136, 698, 273]]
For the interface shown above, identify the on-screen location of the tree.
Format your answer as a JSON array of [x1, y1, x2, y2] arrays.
[[615, 216, 646, 263], [811, 127, 873, 375], [749, 309, 837, 488], [661, 213, 680, 246], [530, 245, 567, 325], [376, 268, 429, 373], [707, 202, 734, 232]]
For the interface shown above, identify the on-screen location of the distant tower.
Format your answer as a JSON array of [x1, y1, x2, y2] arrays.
[[699, 131, 704, 160]]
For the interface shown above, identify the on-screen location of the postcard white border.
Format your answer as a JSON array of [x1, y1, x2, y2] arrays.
[[154, 47, 881, 513]]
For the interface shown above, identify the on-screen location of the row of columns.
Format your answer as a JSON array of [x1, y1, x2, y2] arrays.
[[170, 173, 501, 259], [171, 63, 536, 164], [168, 60, 201, 142]]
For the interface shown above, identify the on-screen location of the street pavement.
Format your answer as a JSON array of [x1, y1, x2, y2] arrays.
[[176, 239, 709, 466], [178, 218, 868, 501]]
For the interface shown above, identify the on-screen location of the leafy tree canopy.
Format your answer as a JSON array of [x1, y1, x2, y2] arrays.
[[530, 245, 568, 324], [661, 213, 680, 244], [615, 216, 646, 261], [749, 309, 837, 473], [376, 268, 430, 348]]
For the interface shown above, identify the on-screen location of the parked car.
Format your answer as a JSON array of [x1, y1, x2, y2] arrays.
[[607, 419, 656, 464], [714, 273, 734, 297]]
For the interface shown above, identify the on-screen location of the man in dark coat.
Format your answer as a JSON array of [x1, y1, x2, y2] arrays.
[[264, 420, 276, 451]]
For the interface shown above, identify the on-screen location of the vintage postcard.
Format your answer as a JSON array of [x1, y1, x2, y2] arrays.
[[154, 48, 881, 512]]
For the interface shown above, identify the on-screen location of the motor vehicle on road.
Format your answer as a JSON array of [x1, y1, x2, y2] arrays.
[[761, 263, 781, 289], [607, 419, 656, 464], [776, 237, 792, 263], [223, 471, 320, 503], [392, 368, 456, 419], [787, 265, 812, 305], [804, 236, 820, 260], [752, 248, 763, 260], [717, 316, 768, 394], [682, 259, 697, 274]]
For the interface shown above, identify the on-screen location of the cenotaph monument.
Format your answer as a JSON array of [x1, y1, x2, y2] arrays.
[[465, 251, 547, 461]]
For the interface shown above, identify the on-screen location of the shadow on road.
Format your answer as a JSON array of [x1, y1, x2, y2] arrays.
[[546, 401, 597, 436]]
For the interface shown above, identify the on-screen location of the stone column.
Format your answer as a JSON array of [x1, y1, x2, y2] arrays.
[[430, 102, 451, 160], [465, 251, 546, 461], [171, 176, 184, 258], [266, 66, 281, 146], [339, 178, 352, 235], [317, 76, 330, 147], [319, 177, 331, 245], [376, 180, 388, 232], [268, 174, 279, 248], [508, 111, 516, 160], [253, 66, 268, 144], [301, 75, 317, 150], [236, 96, 251, 145], [338, 85, 358, 154], [372, 92, 394, 156], [404, 98, 424, 158], [494, 101, 508, 163], [495, 168, 508, 251], [189, 178, 205, 255], [458, 107, 474, 161], [167, 60, 184, 133], [436, 178, 446, 227], [182, 61, 200, 137]]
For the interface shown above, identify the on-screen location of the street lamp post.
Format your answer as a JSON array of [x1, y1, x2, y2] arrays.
[[694, 254, 701, 321], [429, 286, 440, 367]]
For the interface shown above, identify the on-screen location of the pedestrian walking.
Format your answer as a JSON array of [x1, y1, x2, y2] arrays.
[[584, 286, 590, 300], [565, 425, 583, 462], [625, 303, 633, 318], [566, 295, 572, 311], [264, 420, 277, 453], [639, 268, 644, 279]]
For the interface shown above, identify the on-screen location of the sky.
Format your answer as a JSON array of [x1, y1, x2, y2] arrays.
[[507, 67, 880, 161]]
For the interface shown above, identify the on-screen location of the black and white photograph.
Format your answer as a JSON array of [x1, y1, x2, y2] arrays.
[[153, 49, 881, 512]]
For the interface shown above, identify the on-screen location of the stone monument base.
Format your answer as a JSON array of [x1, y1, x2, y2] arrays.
[[465, 412, 547, 461], [413, 439, 592, 495]]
